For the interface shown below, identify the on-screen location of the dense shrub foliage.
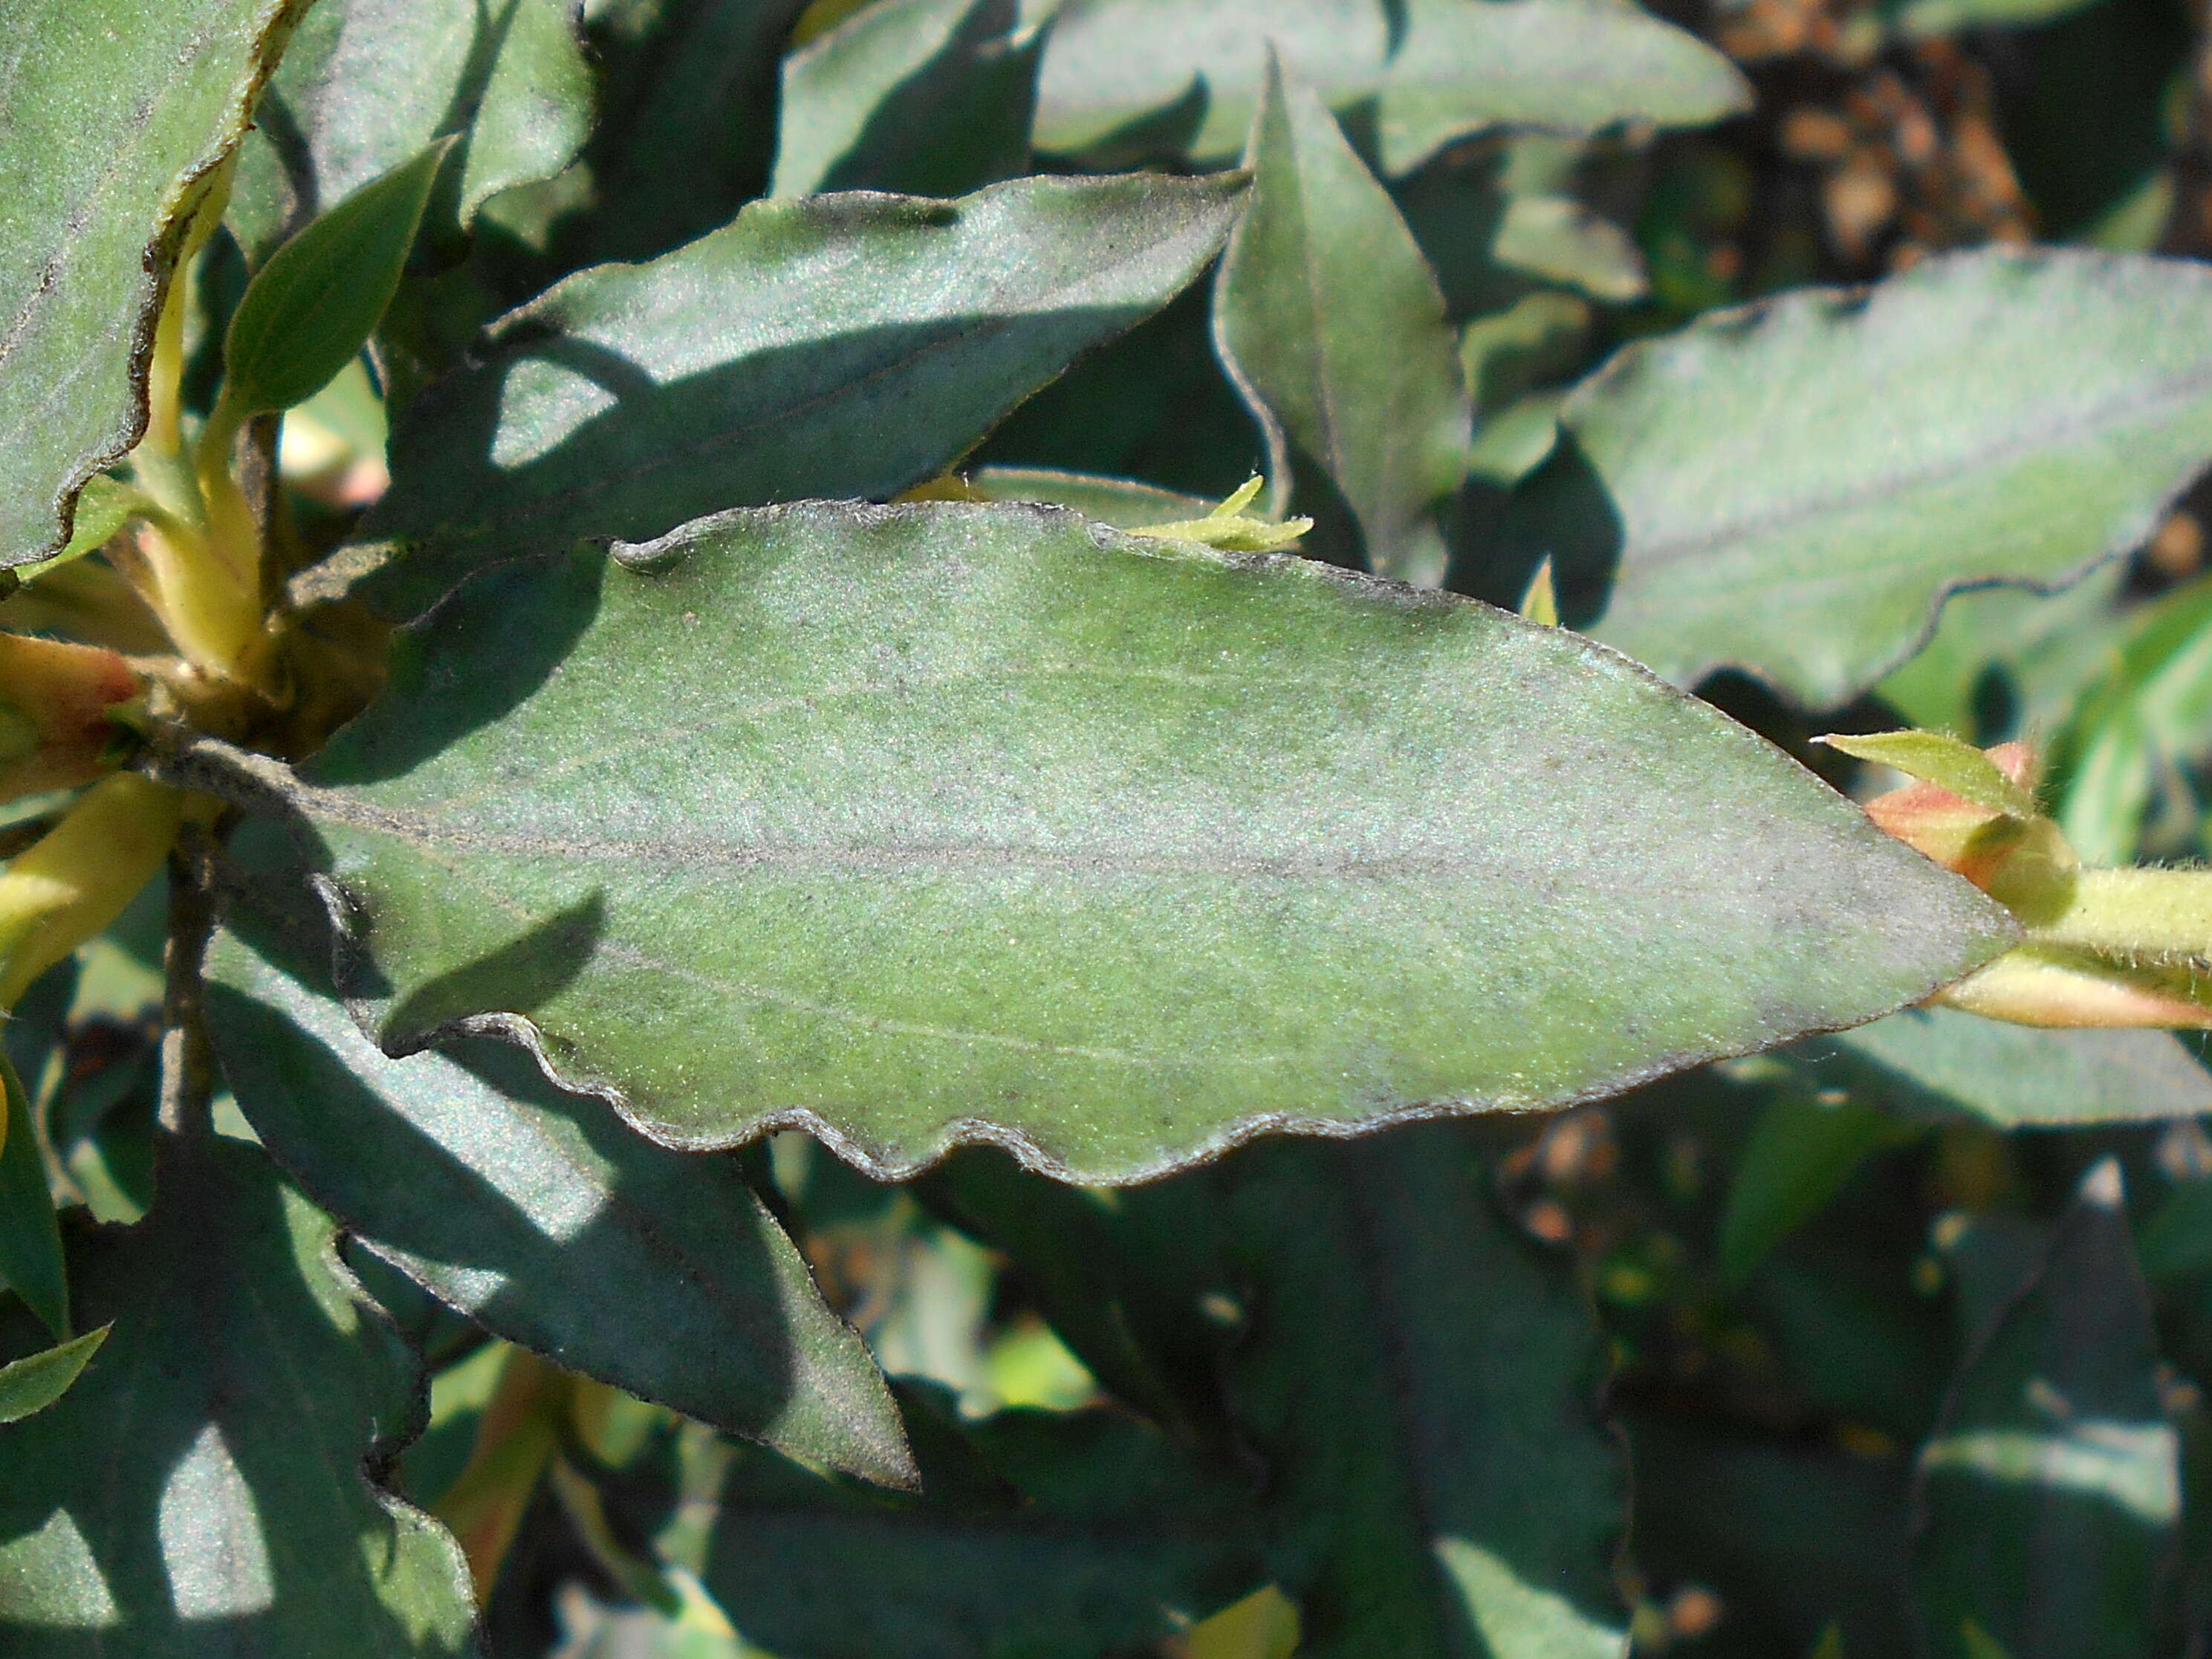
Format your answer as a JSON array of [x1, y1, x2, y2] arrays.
[[5, 1, 2212, 1655]]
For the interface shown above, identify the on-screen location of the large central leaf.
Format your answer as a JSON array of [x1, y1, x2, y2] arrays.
[[237, 501, 2008, 1184]]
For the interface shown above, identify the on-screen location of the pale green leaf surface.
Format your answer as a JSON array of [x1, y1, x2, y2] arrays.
[[1034, 0, 1750, 176], [357, 172, 1247, 617], [1885, 0, 2101, 36], [0, 0, 307, 566], [1915, 1162, 2178, 1659], [1223, 1128, 1628, 1658], [1817, 731, 2037, 816], [0, 1136, 476, 1652], [241, 500, 2006, 1186], [1214, 61, 1469, 584], [0, 1327, 106, 1426], [1501, 250, 2212, 707], [961, 466, 1216, 528], [773, 0, 1042, 198], [220, 142, 449, 423], [1793, 1008, 2212, 1128], [226, 0, 593, 260], [202, 906, 916, 1488]]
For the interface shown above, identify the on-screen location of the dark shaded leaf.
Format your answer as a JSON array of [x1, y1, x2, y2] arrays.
[[1213, 59, 1468, 583], [230, 500, 2007, 1184], [0, 1053, 67, 1340], [203, 897, 916, 1488], [1914, 1161, 2180, 1659], [1222, 1126, 1627, 1656], [1719, 1093, 1916, 1287], [773, 0, 1044, 199], [0, 0, 308, 566], [1792, 1008, 2212, 1128], [693, 1388, 1264, 1658], [356, 172, 1247, 617], [0, 1135, 476, 1649]]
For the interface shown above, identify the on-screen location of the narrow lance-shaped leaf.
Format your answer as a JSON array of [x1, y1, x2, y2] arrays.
[[1497, 250, 2212, 708], [224, 0, 594, 262], [0, 0, 308, 566], [773, 0, 1044, 200], [1914, 1160, 2180, 1659], [203, 885, 917, 1488], [0, 1327, 107, 1426], [355, 172, 1248, 617], [0, 1052, 68, 1340], [0, 1135, 477, 1649], [1215, 58, 1470, 584], [208, 499, 2008, 1185], [215, 140, 451, 433], [1222, 1127, 1629, 1658], [1034, 0, 1750, 177]]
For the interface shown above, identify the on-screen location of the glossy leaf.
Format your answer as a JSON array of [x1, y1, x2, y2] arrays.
[[0, 1327, 106, 1426], [1222, 1127, 1628, 1657], [224, 0, 593, 262], [234, 500, 2008, 1184], [692, 1392, 1263, 1655], [0, 1134, 476, 1649], [0, 0, 307, 567], [773, 0, 1043, 198], [1499, 250, 2212, 707], [1792, 1009, 2212, 1127], [202, 896, 917, 1488], [1034, 0, 1750, 177], [358, 172, 1248, 617], [1214, 60, 1469, 584], [1914, 1162, 2179, 1659], [218, 142, 450, 425], [0, 1053, 67, 1340]]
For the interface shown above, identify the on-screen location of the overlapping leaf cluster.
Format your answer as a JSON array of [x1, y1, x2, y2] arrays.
[[6, 1, 2212, 1655]]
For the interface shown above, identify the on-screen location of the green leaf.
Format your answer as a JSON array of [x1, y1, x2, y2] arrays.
[[217, 141, 450, 429], [960, 466, 1216, 529], [0, 1326, 107, 1426], [2054, 574, 2212, 863], [0, 1052, 67, 1340], [0, 0, 308, 567], [567, 0, 809, 267], [1213, 59, 1469, 584], [1885, 0, 2101, 37], [1034, 0, 1750, 177], [1793, 1008, 2212, 1128], [690, 1389, 1263, 1655], [1914, 1161, 2179, 1659], [0, 1134, 476, 1649], [1815, 731, 2038, 818], [231, 500, 2008, 1184], [1498, 250, 2212, 708], [355, 172, 1248, 617], [773, 0, 1044, 198], [202, 895, 917, 1488], [1222, 1127, 1628, 1657], [1719, 1093, 1916, 1287], [225, 0, 594, 262]]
